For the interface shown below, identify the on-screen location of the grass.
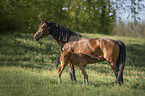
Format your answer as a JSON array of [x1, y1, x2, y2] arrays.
[[0, 32, 145, 96]]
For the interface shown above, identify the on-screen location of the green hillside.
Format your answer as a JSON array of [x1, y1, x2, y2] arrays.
[[0, 32, 145, 96]]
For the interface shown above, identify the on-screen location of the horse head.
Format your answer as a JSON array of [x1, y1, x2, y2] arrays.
[[34, 20, 52, 41]]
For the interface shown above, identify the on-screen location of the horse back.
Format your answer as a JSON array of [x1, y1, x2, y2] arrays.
[[63, 38, 99, 55]]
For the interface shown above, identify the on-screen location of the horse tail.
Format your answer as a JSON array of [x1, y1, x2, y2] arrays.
[[56, 54, 60, 68], [116, 40, 126, 85]]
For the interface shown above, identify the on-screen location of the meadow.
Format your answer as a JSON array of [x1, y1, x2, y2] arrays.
[[0, 32, 145, 96]]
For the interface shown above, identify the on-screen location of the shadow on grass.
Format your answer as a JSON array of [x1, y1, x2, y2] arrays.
[[0, 33, 59, 70], [71, 79, 117, 87], [89, 81, 117, 87], [85, 62, 113, 75], [126, 43, 145, 68]]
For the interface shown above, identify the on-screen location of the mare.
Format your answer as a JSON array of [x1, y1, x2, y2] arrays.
[[34, 20, 82, 81], [58, 51, 105, 84], [33, 20, 126, 85]]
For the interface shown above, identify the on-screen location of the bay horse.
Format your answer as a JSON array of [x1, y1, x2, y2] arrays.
[[58, 51, 105, 84], [33, 20, 126, 85]]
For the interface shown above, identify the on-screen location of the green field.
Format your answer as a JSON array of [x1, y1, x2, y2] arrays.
[[0, 32, 145, 96]]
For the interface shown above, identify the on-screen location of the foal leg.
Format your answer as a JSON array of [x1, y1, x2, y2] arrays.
[[68, 63, 77, 82], [58, 64, 67, 83], [80, 67, 88, 85]]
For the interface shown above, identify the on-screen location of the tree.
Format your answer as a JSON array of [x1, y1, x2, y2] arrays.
[[114, 0, 145, 23]]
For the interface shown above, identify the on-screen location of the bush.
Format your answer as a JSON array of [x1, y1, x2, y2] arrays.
[[0, 0, 40, 34], [112, 21, 145, 37]]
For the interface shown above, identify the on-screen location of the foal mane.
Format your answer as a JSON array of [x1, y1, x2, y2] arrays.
[[50, 22, 83, 42]]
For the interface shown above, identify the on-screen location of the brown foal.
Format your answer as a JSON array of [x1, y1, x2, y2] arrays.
[[58, 51, 105, 84]]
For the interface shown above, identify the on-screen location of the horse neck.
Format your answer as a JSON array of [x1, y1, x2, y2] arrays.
[[51, 35, 67, 51], [49, 25, 66, 45], [55, 39, 65, 46], [49, 23, 83, 46]]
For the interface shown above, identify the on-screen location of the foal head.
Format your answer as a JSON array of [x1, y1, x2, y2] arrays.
[[34, 20, 52, 41]]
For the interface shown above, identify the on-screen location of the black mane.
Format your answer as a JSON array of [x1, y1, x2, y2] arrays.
[[49, 22, 83, 43]]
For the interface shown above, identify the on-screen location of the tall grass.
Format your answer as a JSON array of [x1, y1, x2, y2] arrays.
[[0, 32, 145, 96]]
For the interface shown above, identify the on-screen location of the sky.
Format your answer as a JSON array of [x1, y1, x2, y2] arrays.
[[115, 0, 145, 23], [117, 10, 145, 22]]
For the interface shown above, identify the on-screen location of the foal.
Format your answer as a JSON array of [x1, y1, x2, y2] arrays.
[[58, 51, 105, 84]]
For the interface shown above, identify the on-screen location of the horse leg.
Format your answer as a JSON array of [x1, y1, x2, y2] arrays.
[[68, 63, 77, 82], [79, 66, 88, 85], [109, 62, 119, 82], [58, 64, 67, 83], [118, 71, 124, 84], [115, 58, 125, 85], [110, 61, 124, 85], [117, 63, 125, 85], [56, 54, 60, 67], [121, 71, 124, 84]]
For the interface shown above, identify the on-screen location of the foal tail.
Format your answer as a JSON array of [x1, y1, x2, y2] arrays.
[[56, 54, 60, 67], [116, 40, 126, 85]]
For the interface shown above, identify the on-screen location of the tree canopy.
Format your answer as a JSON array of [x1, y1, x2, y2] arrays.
[[0, 0, 144, 35]]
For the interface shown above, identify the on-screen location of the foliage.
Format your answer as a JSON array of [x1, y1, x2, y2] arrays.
[[0, 0, 116, 34], [0, 32, 145, 96], [0, 0, 40, 32], [0, 0, 145, 36]]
